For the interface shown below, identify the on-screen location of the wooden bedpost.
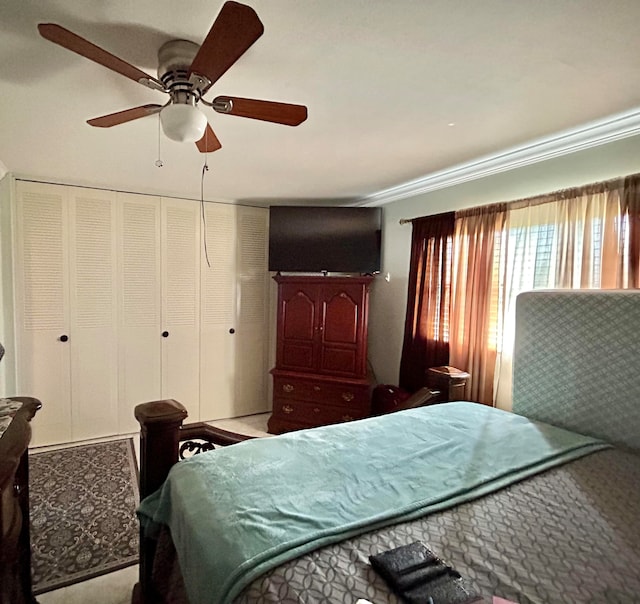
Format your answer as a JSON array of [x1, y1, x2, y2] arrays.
[[131, 399, 254, 603], [135, 399, 188, 499], [132, 399, 188, 604]]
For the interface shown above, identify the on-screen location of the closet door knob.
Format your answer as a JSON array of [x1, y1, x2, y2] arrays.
[[229, 328, 235, 334], [59, 335, 69, 342], [162, 331, 169, 338]]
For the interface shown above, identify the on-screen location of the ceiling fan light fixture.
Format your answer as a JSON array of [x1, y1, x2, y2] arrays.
[[160, 103, 208, 143]]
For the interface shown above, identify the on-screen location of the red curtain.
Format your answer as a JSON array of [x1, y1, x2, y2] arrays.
[[624, 174, 640, 288], [399, 212, 455, 392]]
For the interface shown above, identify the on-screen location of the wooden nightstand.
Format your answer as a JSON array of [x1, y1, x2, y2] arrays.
[[427, 366, 470, 402]]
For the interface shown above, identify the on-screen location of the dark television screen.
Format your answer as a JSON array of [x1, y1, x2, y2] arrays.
[[268, 206, 382, 273]]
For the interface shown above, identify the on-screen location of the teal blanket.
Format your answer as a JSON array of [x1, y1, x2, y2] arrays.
[[138, 402, 607, 604]]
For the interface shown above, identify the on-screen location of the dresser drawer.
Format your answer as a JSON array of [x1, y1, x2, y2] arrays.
[[273, 375, 370, 409], [272, 398, 368, 428]]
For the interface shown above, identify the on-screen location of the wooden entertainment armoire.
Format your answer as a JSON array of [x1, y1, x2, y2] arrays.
[[268, 274, 374, 434]]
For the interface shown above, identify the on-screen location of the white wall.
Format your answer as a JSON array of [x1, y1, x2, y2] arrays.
[[368, 134, 640, 386]]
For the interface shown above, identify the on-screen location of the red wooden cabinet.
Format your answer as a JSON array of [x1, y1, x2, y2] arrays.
[[268, 275, 373, 433], [276, 276, 370, 378]]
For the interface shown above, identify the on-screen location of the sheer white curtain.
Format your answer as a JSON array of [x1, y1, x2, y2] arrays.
[[493, 185, 628, 409]]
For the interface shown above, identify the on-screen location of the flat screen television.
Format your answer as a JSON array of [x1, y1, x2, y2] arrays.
[[268, 206, 382, 274]]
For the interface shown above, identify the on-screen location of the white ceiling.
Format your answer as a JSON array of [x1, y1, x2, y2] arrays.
[[2, 0, 640, 206]]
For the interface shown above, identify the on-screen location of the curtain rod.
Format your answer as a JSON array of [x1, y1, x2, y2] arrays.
[[399, 211, 451, 224], [398, 173, 637, 225]]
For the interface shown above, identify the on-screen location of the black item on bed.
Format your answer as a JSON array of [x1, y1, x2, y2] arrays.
[[370, 541, 482, 604]]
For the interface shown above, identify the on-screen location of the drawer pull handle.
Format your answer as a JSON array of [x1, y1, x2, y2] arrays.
[[342, 415, 353, 422], [282, 384, 294, 393], [282, 405, 293, 414], [313, 407, 320, 414], [342, 392, 354, 402], [313, 386, 321, 391]]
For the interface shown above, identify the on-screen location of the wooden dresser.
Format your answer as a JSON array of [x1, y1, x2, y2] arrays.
[[0, 397, 41, 604], [268, 275, 373, 433]]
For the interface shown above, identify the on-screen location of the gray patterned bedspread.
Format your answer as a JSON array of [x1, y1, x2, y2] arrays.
[[154, 448, 640, 604]]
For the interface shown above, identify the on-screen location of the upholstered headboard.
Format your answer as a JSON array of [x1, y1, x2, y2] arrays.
[[512, 289, 640, 451]]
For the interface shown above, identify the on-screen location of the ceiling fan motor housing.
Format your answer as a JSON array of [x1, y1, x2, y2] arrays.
[[158, 40, 204, 100], [157, 39, 209, 142]]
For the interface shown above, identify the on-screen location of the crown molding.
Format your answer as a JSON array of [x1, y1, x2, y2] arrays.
[[359, 107, 640, 207]]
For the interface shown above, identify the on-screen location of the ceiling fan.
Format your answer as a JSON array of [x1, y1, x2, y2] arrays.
[[38, 1, 308, 153]]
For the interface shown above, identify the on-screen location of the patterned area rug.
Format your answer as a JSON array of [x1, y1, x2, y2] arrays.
[[29, 438, 139, 594]]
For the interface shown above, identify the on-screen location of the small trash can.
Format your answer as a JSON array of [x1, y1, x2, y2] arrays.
[[427, 366, 470, 401]]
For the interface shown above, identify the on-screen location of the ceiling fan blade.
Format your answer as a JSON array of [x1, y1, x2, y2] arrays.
[[38, 23, 165, 91], [195, 124, 223, 153], [212, 96, 308, 126], [87, 105, 163, 128], [188, 1, 264, 92]]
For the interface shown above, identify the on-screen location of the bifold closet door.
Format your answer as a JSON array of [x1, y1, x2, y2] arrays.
[[117, 193, 162, 433], [68, 187, 119, 440], [234, 206, 270, 415], [199, 202, 237, 420], [14, 182, 119, 444], [160, 197, 201, 421], [14, 182, 71, 445]]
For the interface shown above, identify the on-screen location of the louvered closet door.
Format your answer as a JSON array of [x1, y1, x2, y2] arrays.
[[68, 187, 118, 440], [14, 182, 71, 445], [160, 197, 200, 421], [199, 202, 237, 420], [117, 193, 162, 433], [234, 206, 269, 415]]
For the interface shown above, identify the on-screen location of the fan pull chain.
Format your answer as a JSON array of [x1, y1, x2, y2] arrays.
[[201, 127, 211, 268], [155, 114, 164, 168], [203, 124, 210, 171]]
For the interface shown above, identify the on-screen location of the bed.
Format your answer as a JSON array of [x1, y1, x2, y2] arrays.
[[133, 290, 640, 604]]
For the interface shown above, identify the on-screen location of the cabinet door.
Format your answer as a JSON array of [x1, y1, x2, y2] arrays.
[[14, 182, 71, 445], [68, 187, 119, 440], [117, 193, 162, 433], [161, 197, 201, 421], [234, 206, 269, 415], [276, 281, 318, 373], [199, 202, 237, 421], [318, 281, 368, 378]]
